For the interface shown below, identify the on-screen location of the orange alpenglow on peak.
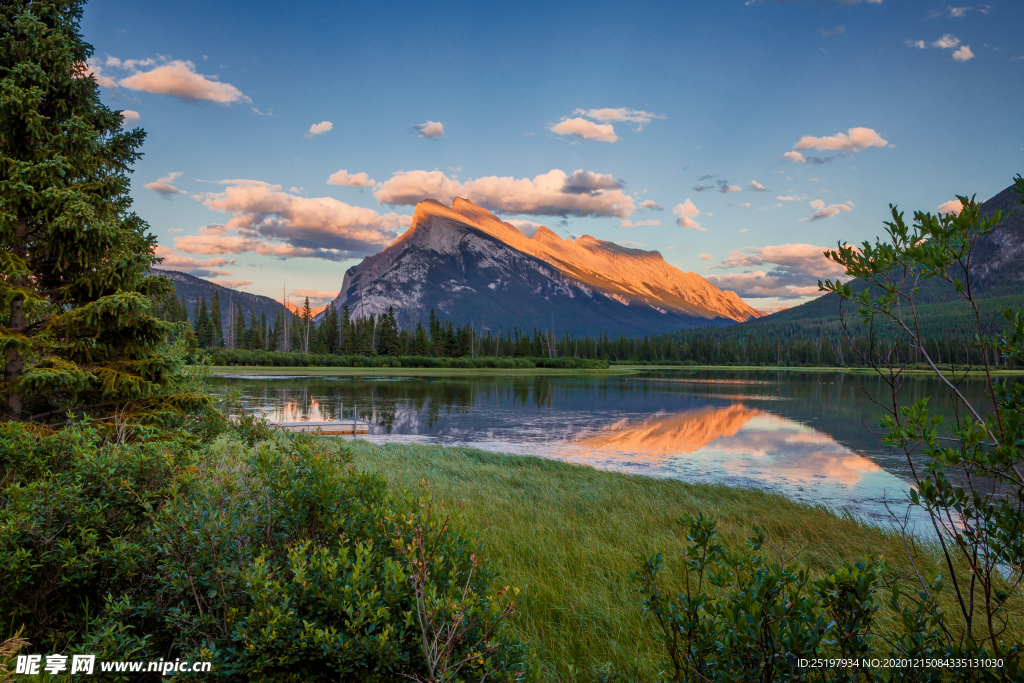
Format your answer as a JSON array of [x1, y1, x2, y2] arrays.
[[395, 197, 759, 323]]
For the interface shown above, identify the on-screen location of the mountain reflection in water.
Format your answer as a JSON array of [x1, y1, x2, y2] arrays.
[[209, 370, 1017, 528], [560, 407, 892, 504]]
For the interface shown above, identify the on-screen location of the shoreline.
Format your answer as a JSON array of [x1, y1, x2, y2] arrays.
[[207, 363, 1024, 377]]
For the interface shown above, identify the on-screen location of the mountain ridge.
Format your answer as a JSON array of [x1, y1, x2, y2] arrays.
[[328, 198, 758, 336]]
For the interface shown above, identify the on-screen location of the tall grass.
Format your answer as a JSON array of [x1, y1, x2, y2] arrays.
[[344, 441, 1021, 682]]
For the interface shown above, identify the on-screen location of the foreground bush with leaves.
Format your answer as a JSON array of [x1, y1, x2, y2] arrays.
[[638, 179, 1024, 682], [0, 425, 530, 681]]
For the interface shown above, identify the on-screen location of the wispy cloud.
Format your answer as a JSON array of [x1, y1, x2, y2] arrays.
[[572, 107, 665, 131], [145, 172, 186, 197], [153, 245, 233, 278], [638, 199, 664, 211], [750, 180, 766, 191], [620, 219, 662, 228], [800, 199, 854, 221], [817, 25, 845, 38]]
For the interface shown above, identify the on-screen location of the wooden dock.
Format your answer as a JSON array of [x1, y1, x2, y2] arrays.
[[271, 420, 370, 435]]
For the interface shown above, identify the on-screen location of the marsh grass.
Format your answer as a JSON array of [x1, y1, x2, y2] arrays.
[[344, 440, 1022, 682]]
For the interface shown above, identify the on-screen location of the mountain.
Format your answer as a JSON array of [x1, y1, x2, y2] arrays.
[[157, 269, 292, 328], [702, 181, 1024, 339], [326, 198, 760, 336]]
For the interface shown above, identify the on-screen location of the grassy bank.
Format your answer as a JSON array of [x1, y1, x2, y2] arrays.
[[344, 441, 1021, 682]]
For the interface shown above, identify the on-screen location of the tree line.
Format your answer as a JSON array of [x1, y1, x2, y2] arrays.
[[156, 289, 1018, 369]]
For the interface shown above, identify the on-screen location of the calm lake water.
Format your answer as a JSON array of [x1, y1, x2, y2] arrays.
[[206, 369, 1019, 528]]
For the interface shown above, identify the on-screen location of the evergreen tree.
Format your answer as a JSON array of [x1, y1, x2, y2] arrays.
[[376, 306, 400, 355], [210, 290, 223, 348], [301, 297, 312, 353], [194, 296, 212, 348], [341, 304, 353, 354], [412, 321, 428, 356], [0, 0, 190, 419]]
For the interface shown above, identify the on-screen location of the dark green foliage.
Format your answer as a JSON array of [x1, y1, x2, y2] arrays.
[[0, 423, 532, 681], [0, 422, 197, 645], [637, 515, 1014, 682], [0, 0, 188, 421]]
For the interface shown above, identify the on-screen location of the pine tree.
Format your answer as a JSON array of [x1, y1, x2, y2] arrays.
[[341, 305, 353, 354], [0, 0, 197, 419], [210, 290, 223, 348], [194, 297, 212, 348]]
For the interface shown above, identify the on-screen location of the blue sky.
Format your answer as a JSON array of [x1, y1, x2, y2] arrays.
[[82, 0, 1024, 311]]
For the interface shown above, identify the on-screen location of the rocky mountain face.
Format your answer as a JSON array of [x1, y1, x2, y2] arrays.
[[328, 198, 759, 336]]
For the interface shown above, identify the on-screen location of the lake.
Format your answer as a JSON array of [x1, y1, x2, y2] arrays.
[[207, 368, 1018, 528]]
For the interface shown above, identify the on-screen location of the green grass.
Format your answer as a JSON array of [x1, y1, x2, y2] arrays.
[[344, 441, 1021, 682]]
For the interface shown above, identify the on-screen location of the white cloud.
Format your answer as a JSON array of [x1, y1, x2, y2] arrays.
[[374, 170, 463, 205], [620, 219, 662, 228], [750, 180, 766, 191], [118, 59, 248, 104], [704, 243, 848, 299], [327, 169, 376, 187], [121, 109, 141, 124], [413, 121, 444, 138], [550, 117, 618, 143], [673, 199, 704, 231], [783, 151, 807, 164], [638, 199, 664, 211], [79, 58, 117, 87], [937, 199, 964, 214], [145, 172, 186, 197], [153, 245, 232, 278], [794, 127, 888, 152], [800, 199, 854, 221], [952, 45, 975, 61], [700, 253, 712, 261], [777, 195, 801, 201], [375, 168, 635, 218], [572, 107, 665, 130], [906, 39, 928, 49], [289, 289, 340, 307], [176, 180, 411, 261], [215, 280, 253, 289], [932, 34, 961, 49], [307, 121, 333, 137], [737, 202, 751, 208]]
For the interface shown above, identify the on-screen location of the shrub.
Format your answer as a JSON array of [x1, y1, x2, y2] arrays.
[[1, 425, 531, 681]]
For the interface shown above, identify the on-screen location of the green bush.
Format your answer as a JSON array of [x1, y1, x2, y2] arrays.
[[0, 426, 531, 681]]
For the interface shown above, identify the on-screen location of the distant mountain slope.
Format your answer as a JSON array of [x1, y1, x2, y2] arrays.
[[157, 269, 291, 327], [327, 198, 759, 336], [736, 182, 1024, 333]]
